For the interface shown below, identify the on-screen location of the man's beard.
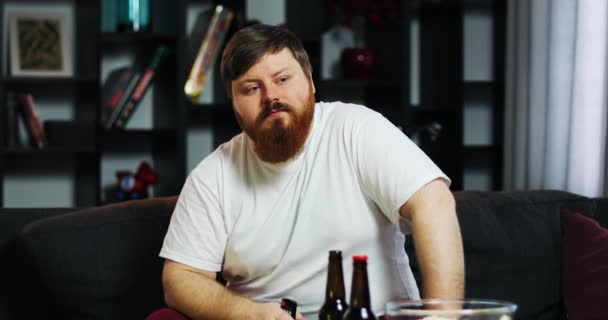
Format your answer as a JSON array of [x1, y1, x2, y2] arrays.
[[236, 88, 315, 163]]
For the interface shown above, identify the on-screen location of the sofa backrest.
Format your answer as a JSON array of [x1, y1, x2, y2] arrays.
[[18, 197, 177, 320], [406, 190, 597, 320], [593, 197, 608, 228], [13, 190, 606, 320]]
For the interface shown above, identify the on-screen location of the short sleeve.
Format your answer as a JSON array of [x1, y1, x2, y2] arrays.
[[351, 109, 450, 226], [159, 154, 227, 272]]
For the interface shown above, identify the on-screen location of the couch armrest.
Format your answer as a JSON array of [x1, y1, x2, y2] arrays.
[[19, 196, 177, 319]]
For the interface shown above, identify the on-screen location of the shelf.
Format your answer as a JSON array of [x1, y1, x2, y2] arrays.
[[101, 32, 177, 46], [188, 102, 232, 109], [463, 0, 495, 9], [463, 145, 498, 155], [463, 80, 494, 87], [415, 1, 462, 15], [188, 102, 232, 113], [2, 77, 97, 87], [101, 128, 178, 152], [319, 79, 402, 88], [408, 105, 461, 113], [187, 102, 233, 123], [0, 147, 97, 156]]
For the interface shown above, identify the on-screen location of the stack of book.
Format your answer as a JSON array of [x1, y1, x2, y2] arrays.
[[102, 45, 172, 129], [3, 92, 48, 149]]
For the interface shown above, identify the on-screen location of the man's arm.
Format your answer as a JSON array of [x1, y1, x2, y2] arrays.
[[399, 178, 464, 299], [162, 260, 304, 320]]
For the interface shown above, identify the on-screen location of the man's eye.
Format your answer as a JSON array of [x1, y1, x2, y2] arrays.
[[243, 86, 259, 94], [278, 76, 290, 83]]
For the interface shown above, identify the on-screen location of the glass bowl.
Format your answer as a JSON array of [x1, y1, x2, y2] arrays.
[[384, 299, 517, 320]]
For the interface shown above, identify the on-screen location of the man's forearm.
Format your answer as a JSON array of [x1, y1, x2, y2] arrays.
[[163, 263, 253, 320], [412, 202, 465, 299], [162, 260, 302, 320], [400, 179, 465, 299]]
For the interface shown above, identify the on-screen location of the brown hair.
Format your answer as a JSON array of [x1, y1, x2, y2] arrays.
[[220, 24, 312, 98]]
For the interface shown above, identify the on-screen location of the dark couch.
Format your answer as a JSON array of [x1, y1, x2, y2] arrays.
[[0, 190, 606, 320]]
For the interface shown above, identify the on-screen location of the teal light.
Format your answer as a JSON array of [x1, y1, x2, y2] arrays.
[[118, 0, 150, 32]]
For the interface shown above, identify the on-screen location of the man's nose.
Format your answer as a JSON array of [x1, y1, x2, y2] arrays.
[[263, 84, 280, 104]]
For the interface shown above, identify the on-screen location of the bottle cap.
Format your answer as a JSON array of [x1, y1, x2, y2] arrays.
[[352, 255, 368, 262], [329, 250, 342, 256]]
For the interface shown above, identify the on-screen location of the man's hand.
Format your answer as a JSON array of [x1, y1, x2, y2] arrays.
[[250, 302, 305, 320]]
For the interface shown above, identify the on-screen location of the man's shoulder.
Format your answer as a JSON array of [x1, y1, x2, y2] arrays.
[[216, 132, 247, 156], [317, 101, 380, 124], [191, 133, 246, 176], [319, 101, 376, 114]]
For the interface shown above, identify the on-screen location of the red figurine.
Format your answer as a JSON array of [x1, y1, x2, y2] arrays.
[[115, 161, 159, 201]]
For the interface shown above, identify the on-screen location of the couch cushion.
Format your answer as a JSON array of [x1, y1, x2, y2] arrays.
[[561, 210, 608, 320], [406, 190, 594, 320], [146, 308, 190, 320], [19, 197, 177, 319]]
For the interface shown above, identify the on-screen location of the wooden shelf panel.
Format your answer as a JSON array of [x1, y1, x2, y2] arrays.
[[408, 105, 462, 113], [101, 32, 177, 46], [464, 80, 494, 85], [0, 147, 97, 156], [463, 0, 496, 9], [2, 77, 97, 87], [319, 79, 402, 88], [463, 145, 498, 152], [101, 128, 178, 153], [187, 103, 233, 123]]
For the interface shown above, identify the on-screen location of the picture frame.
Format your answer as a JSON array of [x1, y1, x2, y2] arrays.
[[8, 10, 73, 77]]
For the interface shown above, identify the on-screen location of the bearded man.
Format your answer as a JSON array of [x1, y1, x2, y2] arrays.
[[159, 24, 464, 320]]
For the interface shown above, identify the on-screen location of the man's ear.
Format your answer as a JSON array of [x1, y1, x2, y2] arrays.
[[309, 72, 316, 94]]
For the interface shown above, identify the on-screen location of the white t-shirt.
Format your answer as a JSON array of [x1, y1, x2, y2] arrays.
[[160, 101, 449, 318]]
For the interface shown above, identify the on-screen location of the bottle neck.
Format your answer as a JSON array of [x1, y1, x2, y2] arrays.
[[349, 261, 371, 309], [326, 255, 346, 300]]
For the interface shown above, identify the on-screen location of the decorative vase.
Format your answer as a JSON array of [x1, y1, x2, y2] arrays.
[[321, 25, 355, 79], [341, 48, 377, 79]]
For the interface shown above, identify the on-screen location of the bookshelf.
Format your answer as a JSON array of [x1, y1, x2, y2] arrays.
[[0, 0, 505, 207], [0, 0, 205, 206], [286, 0, 506, 191]]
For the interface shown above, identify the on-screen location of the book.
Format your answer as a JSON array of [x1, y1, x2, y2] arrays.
[[105, 69, 142, 129], [111, 45, 172, 129], [101, 66, 135, 126], [15, 93, 46, 148], [184, 5, 235, 102]]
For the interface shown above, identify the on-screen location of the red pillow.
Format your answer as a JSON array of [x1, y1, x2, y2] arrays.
[[561, 210, 608, 320], [146, 308, 189, 320]]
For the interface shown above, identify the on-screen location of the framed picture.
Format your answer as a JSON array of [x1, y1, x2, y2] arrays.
[[9, 11, 73, 77]]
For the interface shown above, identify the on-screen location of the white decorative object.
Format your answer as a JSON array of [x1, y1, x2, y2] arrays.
[[321, 25, 354, 80]]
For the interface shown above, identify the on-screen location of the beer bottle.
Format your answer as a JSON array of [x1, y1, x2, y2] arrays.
[[319, 250, 348, 319], [281, 298, 298, 318], [343, 255, 377, 320]]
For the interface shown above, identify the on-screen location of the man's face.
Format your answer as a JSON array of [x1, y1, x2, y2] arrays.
[[231, 48, 316, 163]]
